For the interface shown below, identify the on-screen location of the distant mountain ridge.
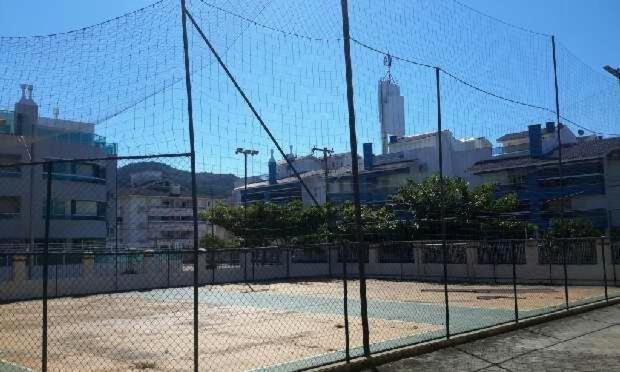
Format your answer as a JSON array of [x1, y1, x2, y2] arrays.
[[117, 162, 239, 199]]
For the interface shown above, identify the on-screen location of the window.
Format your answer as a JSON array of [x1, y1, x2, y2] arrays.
[[0, 154, 21, 174], [148, 215, 193, 222], [508, 173, 527, 187], [71, 200, 106, 219], [45, 162, 71, 175], [73, 200, 97, 216], [75, 163, 97, 177], [43, 161, 105, 181], [0, 196, 20, 216], [161, 230, 192, 239]]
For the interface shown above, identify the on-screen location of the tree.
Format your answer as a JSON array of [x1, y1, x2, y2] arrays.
[[546, 218, 602, 239], [200, 234, 238, 250], [390, 175, 526, 240], [200, 201, 327, 246]]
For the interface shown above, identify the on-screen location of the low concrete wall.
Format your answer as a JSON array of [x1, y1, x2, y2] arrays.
[[1, 239, 617, 302]]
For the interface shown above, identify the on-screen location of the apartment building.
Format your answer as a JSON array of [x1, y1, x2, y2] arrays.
[[117, 171, 228, 250], [0, 85, 116, 251]]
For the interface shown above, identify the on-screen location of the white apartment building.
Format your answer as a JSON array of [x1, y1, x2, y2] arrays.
[[117, 171, 229, 250]]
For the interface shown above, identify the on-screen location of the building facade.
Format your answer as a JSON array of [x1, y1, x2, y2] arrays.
[[117, 171, 228, 250], [470, 123, 620, 232], [0, 85, 117, 251]]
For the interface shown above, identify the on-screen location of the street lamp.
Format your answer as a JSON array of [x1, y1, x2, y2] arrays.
[[604, 65, 620, 87], [235, 148, 259, 208]]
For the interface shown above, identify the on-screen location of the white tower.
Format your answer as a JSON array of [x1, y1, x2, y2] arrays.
[[378, 54, 405, 154]]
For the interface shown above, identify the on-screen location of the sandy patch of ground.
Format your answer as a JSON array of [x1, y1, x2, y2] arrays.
[[0, 291, 439, 371], [216, 279, 607, 311]]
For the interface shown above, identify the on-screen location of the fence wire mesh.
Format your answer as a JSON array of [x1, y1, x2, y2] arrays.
[[0, 0, 619, 371]]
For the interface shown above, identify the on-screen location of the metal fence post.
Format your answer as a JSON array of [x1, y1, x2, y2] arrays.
[[114, 251, 118, 291], [180, 1, 200, 370], [243, 249, 247, 282], [167, 251, 171, 288], [341, 244, 350, 362], [328, 244, 333, 278], [562, 240, 569, 309], [42, 161, 53, 372], [400, 243, 404, 281], [435, 67, 450, 339], [211, 250, 216, 284], [601, 237, 609, 302], [286, 247, 290, 279], [511, 240, 519, 322]]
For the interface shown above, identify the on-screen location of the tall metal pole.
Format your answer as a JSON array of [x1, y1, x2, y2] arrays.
[[114, 163, 119, 291], [340, 0, 370, 356], [42, 161, 53, 372], [436, 67, 450, 338], [244, 153, 248, 210], [551, 35, 569, 310], [180, 1, 200, 370]]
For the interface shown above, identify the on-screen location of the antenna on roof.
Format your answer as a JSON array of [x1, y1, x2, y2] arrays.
[[381, 53, 397, 84]]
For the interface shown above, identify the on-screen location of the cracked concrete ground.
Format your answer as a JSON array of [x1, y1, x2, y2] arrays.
[[367, 304, 620, 372]]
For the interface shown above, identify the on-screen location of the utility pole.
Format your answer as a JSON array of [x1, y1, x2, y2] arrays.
[[312, 147, 334, 204], [235, 148, 259, 209]]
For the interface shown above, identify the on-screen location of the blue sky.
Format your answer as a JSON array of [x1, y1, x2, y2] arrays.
[[0, 0, 618, 177], [1, 0, 618, 73]]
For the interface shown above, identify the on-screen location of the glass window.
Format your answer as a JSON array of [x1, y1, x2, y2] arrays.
[[0, 154, 21, 173], [0, 196, 20, 214], [75, 163, 97, 177], [72, 200, 98, 216]]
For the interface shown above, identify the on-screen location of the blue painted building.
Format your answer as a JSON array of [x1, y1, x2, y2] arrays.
[[471, 123, 620, 232]]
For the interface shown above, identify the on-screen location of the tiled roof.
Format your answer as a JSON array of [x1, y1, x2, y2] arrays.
[[497, 127, 555, 142], [470, 138, 620, 173], [237, 160, 418, 190]]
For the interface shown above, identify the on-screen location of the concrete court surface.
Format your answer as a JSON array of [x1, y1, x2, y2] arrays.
[[367, 303, 620, 372]]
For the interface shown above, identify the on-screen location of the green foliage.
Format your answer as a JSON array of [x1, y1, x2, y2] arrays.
[[391, 175, 527, 239], [546, 218, 602, 239], [201, 201, 327, 246], [200, 234, 238, 250], [202, 175, 529, 245]]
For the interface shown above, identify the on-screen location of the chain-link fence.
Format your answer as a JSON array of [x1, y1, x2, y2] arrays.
[[1, 0, 619, 370]]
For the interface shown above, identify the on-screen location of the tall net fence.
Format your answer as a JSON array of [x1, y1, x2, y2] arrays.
[[0, 0, 619, 371]]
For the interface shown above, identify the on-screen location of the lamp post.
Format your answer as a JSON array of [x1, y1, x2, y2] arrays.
[[604, 65, 620, 87], [235, 148, 259, 209]]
